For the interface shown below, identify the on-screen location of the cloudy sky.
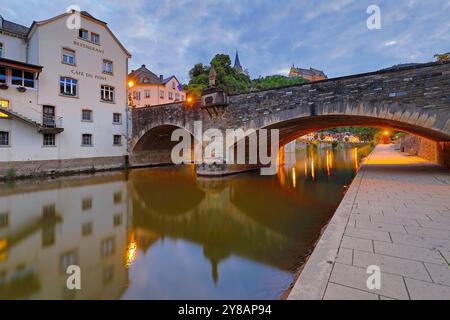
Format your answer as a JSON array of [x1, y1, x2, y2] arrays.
[[2, 0, 450, 82]]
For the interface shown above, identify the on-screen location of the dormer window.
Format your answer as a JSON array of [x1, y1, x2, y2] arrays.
[[79, 29, 89, 40]]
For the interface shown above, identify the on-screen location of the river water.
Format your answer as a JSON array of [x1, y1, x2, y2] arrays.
[[0, 147, 362, 299]]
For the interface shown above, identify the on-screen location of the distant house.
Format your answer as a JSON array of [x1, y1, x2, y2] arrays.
[[289, 64, 327, 82], [128, 64, 186, 107]]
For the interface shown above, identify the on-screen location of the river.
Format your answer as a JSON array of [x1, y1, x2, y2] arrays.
[[0, 146, 363, 299]]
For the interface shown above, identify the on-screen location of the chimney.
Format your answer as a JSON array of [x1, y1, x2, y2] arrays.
[[160, 75, 164, 82]]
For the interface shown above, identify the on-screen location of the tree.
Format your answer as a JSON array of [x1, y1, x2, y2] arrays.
[[435, 53, 450, 62], [251, 75, 308, 90], [184, 54, 252, 99]]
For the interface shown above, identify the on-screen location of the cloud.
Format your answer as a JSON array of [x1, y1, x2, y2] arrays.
[[1, 0, 450, 82], [384, 40, 398, 46]]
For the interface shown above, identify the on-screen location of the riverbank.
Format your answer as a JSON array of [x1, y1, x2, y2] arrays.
[[288, 144, 450, 300]]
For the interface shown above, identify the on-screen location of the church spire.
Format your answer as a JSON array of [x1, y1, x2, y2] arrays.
[[234, 50, 243, 72]]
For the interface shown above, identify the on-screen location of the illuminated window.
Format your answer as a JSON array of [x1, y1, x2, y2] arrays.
[[101, 85, 115, 102], [0, 99, 9, 119], [91, 33, 100, 45], [60, 77, 77, 96], [62, 48, 76, 65], [81, 134, 93, 147]]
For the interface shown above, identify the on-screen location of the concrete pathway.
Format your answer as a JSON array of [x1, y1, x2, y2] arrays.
[[288, 144, 450, 300]]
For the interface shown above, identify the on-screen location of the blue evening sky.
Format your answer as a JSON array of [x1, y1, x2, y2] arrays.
[[2, 0, 449, 83]]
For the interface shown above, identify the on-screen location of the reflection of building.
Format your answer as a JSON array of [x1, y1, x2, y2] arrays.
[[128, 65, 186, 107], [0, 11, 130, 173], [0, 174, 129, 299], [289, 64, 327, 82]]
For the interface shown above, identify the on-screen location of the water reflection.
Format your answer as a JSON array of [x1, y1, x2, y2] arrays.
[[0, 147, 362, 300]]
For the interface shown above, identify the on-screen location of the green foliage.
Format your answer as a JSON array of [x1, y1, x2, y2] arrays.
[[184, 53, 308, 98], [252, 75, 308, 90], [185, 54, 252, 98]]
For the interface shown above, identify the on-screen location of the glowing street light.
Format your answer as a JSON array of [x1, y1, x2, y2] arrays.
[[128, 80, 135, 89]]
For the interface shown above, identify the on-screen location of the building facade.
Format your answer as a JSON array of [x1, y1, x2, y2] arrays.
[[128, 65, 186, 108], [0, 11, 131, 177], [289, 64, 327, 82]]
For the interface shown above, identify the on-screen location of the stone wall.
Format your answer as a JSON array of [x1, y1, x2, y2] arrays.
[[399, 135, 450, 169], [0, 156, 127, 180]]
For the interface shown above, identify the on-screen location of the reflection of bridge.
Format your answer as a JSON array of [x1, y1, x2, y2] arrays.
[[128, 165, 353, 283], [130, 61, 450, 169]]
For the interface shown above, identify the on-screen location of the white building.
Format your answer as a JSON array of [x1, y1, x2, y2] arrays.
[[0, 11, 131, 177]]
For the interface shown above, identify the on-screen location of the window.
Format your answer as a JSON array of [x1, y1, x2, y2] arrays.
[[0, 212, 8, 228], [0, 131, 9, 146], [103, 266, 114, 284], [113, 191, 122, 204], [113, 214, 122, 227], [79, 29, 89, 40], [101, 238, 115, 257], [60, 250, 78, 273], [0, 66, 6, 84], [103, 60, 113, 74], [91, 33, 100, 45], [60, 77, 77, 96], [101, 85, 115, 102], [175, 93, 180, 101], [43, 133, 56, 146], [81, 134, 92, 147], [12, 69, 35, 88], [168, 92, 174, 100], [82, 197, 92, 210], [0, 99, 9, 109], [0, 43, 3, 58], [145, 90, 151, 98], [113, 113, 122, 124], [133, 91, 141, 101], [113, 135, 122, 146], [172, 82, 176, 90], [181, 94, 185, 101], [82, 222, 93, 236], [82, 109, 93, 122], [160, 90, 164, 99], [62, 48, 76, 65]]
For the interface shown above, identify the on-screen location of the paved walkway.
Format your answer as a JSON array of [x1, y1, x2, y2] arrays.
[[288, 144, 450, 300]]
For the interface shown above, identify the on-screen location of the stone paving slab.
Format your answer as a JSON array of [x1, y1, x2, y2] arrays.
[[288, 145, 450, 300]]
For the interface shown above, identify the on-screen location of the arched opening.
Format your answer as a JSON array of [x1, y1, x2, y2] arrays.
[[131, 125, 198, 166]]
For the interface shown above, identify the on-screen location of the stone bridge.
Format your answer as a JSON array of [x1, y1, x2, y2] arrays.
[[130, 61, 450, 172]]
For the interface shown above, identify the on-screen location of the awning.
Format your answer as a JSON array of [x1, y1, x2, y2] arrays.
[[0, 58, 43, 73]]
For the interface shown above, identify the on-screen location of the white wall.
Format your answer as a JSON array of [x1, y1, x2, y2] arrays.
[[0, 33, 27, 61]]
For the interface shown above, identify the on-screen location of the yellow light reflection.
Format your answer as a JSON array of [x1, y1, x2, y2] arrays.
[[292, 168, 297, 189], [353, 147, 359, 170], [277, 166, 286, 187], [326, 150, 334, 177], [0, 239, 7, 251], [126, 241, 137, 268], [0, 112, 8, 118], [304, 156, 308, 177], [311, 158, 315, 181]]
